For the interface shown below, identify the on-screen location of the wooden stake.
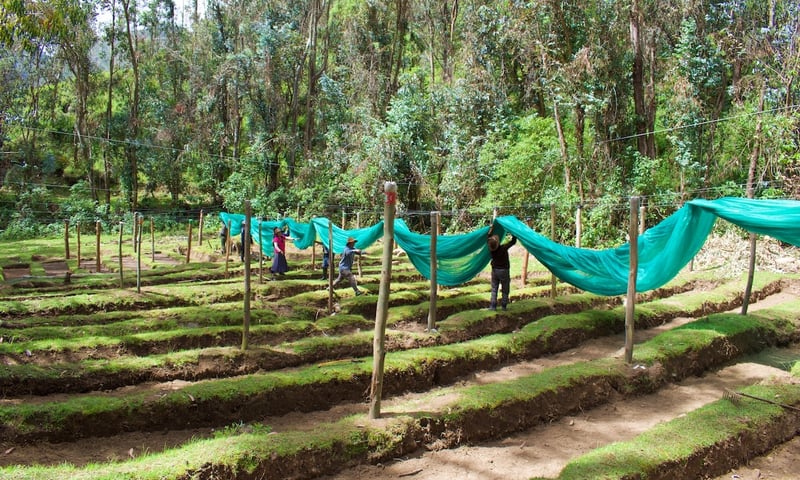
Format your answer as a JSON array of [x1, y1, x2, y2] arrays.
[[95, 221, 102, 273], [242, 201, 252, 350], [327, 221, 334, 314], [198, 209, 204, 244], [186, 223, 192, 264], [427, 211, 438, 331], [76, 222, 81, 267], [224, 220, 232, 276], [639, 202, 647, 234], [258, 219, 263, 285], [575, 204, 582, 248], [550, 204, 557, 298], [136, 215, 142, 293], [521, 218, 530, 286], [624, 196, 640, 364], [118, 221, 124, 288], [369, 181, 397, 420], [132, 213, 138, 253], [150, 217, 155, 262], [64, 220, 70, 260]]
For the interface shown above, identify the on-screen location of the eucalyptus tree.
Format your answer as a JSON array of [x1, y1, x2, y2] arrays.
[[136, 0, 192, 203], [119, 0, 142, 208], [0, 0, 99, 199]]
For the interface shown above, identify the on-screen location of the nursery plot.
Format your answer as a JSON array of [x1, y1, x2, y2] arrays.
[[0, 238, 799, 479]]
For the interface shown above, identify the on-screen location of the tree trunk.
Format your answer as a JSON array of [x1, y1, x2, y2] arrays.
[[122, 0, 140, 209], [104, 0, 116, 211]]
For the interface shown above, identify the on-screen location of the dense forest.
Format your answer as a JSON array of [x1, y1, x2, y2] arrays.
[[0, 0, 798, 242]]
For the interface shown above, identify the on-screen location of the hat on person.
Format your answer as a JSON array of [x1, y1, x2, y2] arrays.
[[346, 236, 357, 245], [488, 235, 499, 252]]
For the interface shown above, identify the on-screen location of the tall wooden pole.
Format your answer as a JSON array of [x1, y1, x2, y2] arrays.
[[186, 223, 193, 264], [242, 201, 252, 350], [550, 204, 557, 298], [197, 209, 204, 244], [742, 86, 765, 315], [118, 221, 124, 288], [136, 214, 142, 293], [150, 217, 155, 262], [76, 222, 81, 267], [327, 221, 334, 314], [624, 196, 640, 364], [369, 181, 397, 419], [521, 218, 530, 286], [575, 204, 583, 248], [95, 221, 102, 273], [639, 202, 646, 234], [224, 220, 232, 276], [132, 213, 138, 252], [64, 220, 70, 260], [258, 219, 264, 284], [427, 211, 438, 331]]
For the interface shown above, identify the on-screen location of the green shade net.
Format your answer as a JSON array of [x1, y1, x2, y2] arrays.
[[392, 219, 492, 286], [218, 213, 385, 257], [219, 197, 800, 296]]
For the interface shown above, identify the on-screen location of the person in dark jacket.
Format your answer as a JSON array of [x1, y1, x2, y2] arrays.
[[487, 231, 517, 311]]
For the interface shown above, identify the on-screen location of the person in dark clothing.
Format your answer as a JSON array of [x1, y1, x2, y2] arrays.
[[487, 231, 517, 311], [219, 223, 228, 253], [316, 240, 330, 280]]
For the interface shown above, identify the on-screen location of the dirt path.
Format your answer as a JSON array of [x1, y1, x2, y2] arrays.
[[317, 290, 800, 480]]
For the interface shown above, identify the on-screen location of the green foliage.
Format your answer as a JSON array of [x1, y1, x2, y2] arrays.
[[481, 114, 561, 210], [0, 0, 798, 245]]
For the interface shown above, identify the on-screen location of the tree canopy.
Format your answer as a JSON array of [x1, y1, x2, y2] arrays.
[[1, 0, 798, 239]]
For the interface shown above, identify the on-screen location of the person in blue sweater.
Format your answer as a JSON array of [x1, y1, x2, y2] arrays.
[[331, 237, 366, 296]]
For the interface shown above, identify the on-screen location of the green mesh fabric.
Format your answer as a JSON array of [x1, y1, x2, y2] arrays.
[[393, 219, 492, 286], [219, 197, 800, 295]]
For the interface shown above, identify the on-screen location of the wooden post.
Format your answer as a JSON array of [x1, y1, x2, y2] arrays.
[[327, 221, 334, 314], [118, 221, 124, 288], [312, 239, 317, 269], [550, 204, 557, 298], [521, 218, 530, 286], [624, 196, 640, 364], [150, 217, 155, 262], [356, 211, 361, 229], [242, 201, 252, 350], [258, 219, 264, 284], [76, 222, 81, 268], [369, 181, 397, 420], [427, 211, 439, 331], [224, 220, 232, 276], [186, 222, 192, 264], [575, 204, 582, 248], [341, 210, 346, 230], [198, 209, 204, 245], [132, 213, 138, 253], [639, 202, 646, 235], [96, 221, 102, 273], [64, 220, 70, 260], [136, 215, 143, 293]]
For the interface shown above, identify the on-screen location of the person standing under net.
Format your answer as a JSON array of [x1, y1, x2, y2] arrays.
[[270, 227, 294, 279], [487, 230, 517, 311]]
